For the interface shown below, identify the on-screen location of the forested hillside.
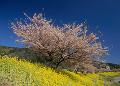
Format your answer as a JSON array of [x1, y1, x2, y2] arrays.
[[0, 45, 120, 72]]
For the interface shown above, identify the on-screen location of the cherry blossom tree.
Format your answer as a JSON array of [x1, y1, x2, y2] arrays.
[[10, 12, 109, 69]]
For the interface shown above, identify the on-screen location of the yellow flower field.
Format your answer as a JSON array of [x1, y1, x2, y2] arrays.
[[0, 55, 120, 86]]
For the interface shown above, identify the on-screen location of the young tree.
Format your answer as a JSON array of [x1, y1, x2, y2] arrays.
[[10, 12, 109, 69]]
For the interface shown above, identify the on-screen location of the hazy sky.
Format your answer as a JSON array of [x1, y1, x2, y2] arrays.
[[0, 0, 120, 64]]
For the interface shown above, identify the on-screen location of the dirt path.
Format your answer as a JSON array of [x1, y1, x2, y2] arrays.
[[102, 74, 120, 86], [114, 75, 120, 83]]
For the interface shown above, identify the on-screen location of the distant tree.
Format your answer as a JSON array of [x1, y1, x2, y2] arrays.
[[107, 63, 120, 69], [10, 12, 109, 69]]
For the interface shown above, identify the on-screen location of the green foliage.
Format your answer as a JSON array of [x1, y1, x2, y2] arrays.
[[107, 63, 120, 69]]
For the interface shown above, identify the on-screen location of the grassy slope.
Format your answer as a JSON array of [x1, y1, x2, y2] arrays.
[[0, 72, 119, 86], [0, 55, 120, 86], [0, 46, 120, 86]]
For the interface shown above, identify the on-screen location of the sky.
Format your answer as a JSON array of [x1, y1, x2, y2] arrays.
[[0, 0, 120, 64]]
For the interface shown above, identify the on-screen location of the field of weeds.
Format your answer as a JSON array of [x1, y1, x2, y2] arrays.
[[0, 55, 120, 86]]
